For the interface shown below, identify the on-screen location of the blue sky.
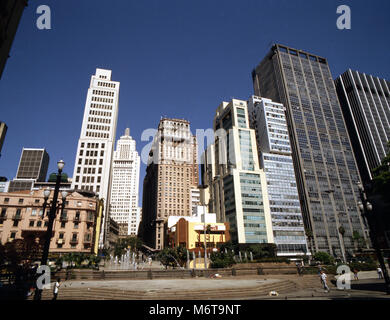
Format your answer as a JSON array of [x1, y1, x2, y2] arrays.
[[0, 0, 389, 205]]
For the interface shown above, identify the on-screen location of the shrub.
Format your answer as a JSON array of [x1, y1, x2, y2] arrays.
[[210, 252, 236, 268], [313, 251, 335, 265]]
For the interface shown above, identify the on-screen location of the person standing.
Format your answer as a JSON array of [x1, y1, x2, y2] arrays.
[[377, 267, 383, 279], [353, 269, 359, 280], [320, 270, 329, 292], [52, 278, 61, 300]]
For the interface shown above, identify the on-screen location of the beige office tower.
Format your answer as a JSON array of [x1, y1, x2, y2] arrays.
[[202, 99, 274, 244], [139, 118, 199, 250], [109, 128, 140, 237], [71, 68, 120, 248]]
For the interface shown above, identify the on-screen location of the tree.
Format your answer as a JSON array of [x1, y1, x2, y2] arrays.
[[157, 246, 190, 268], [313, 251, 335, 265], [113, 236, 143, 258], [352, 230, 366, 251], [210, 251, 235, 268], [372, 141, 390, 198]]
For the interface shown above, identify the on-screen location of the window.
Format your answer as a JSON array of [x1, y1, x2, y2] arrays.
[[29, 220, 34, 227], [18, 199, 24, 204], [13, 220, 19, 227], [4, 198, 9, 203], [61, 221, 66, 228], [10, 232, 16, 239], [37, 221, 42, 227]]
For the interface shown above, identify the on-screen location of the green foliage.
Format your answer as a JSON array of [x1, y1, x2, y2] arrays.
[[313, 251, 335, 265], [352, 231, 367, 250], [210, 251, 236, 268], [252, 257, 291, 264], [157, 246, 190, 268], [158, 246, 191, 268], [246, 243, 277, 259], [372, 141, 390, 198], [100, 246, 111, 260], [349, 261, 377, 272], [113, 236, 143, 258], [61, 253, 99, 269], [217, 241, 236, 253]]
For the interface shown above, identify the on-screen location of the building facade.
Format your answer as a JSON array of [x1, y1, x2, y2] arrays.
[[0, 122, 7, 156], [71, 68, 120, 248], [139, 118, 199, 250], [166, 210, 230, 253], [0, 189, 99, 255], [248, 96, 309, 257], [335, 70, 390, 185], [109, 128, 141, 237], [0, 177, 9, 193], [252, 44, 369, 259], [8, 148, 50, 192], [204, 99, 274, 245], [0, 0, 28, 79]]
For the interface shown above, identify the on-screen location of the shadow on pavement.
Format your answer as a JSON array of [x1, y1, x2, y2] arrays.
[[351, 280, 387, 293]]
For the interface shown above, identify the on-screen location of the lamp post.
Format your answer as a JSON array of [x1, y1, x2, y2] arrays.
[[34, 160, 67, 300], [357, 182, 390, 295], [198, 184, 209, 270]]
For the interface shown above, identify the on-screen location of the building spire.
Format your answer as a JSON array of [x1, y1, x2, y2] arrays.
[[125, 128, 130, 136]]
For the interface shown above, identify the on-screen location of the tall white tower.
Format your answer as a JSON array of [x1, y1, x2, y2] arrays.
[[109, 128, 141, 236], [71, 68, 120, 247]]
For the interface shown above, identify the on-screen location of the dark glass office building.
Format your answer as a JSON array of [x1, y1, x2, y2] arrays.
[[252, 44, 369, 258], [8, 148, 50, 192], [335, 70, 390, 185]]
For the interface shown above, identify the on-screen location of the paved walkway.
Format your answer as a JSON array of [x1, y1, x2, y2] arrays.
[[58, 277, 281, 291]]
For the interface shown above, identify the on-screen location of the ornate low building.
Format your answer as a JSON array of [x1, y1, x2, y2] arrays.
[[0, 189, 101, 257]]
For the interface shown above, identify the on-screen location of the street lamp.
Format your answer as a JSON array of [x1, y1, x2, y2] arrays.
[[35, 160, 67, 300], [198, 184, 209, 270], [357, 181, 390, 295]]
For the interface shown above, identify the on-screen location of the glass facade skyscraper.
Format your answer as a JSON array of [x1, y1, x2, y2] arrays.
[[252, 44, 369, 258], [248, 96, 309, 257], [335, 70, 390, 185], [205, 99, 274, 244]]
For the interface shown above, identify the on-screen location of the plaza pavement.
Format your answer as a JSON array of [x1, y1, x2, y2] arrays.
[[28, 271, 390, 300]]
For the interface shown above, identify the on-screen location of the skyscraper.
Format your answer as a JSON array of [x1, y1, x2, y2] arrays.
[[335, 70, 390, 185], [203, 99, 274, 244], [139, 118, 198, 250], [8, 148, 49, 192], [71, 68, 120, 248], [252, 44, 369, 259], [248, 96, 309, 257], [0, 0, 28, 79], [109, 128, 141, 237]]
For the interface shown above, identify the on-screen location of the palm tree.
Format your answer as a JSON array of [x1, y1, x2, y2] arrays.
[[305, 228, 314, 257], [338, 226, 346, 262]]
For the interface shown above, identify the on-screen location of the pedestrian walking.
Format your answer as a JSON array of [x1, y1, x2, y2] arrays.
[[377, 267, 383, 279], [320, 270, 329, 292], [52, 278, 61, 300], [353, 269, 359, 280]]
